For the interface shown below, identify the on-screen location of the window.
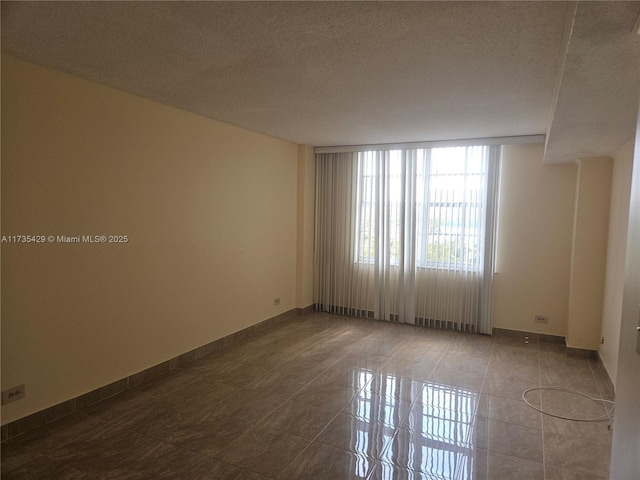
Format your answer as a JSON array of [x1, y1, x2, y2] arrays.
[[355, 146, 489, 270], [315, 143, 499, 332]]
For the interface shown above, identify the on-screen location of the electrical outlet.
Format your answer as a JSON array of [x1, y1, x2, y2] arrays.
[[2, 385, 25, 405], [601, 336, 605, 344], [273, 297, 280, 306], [534, 315, 549, 324]]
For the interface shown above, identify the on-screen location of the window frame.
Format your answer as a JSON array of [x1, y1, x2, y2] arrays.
[[353, 146, 488, 270]]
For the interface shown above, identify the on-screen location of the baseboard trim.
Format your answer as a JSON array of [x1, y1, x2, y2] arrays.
[[296, 304, 315, 315], [595, 353, 616, 399], [492, 327, 604, 361], [566, 346, 598, 360], [2, 308, 299, 442], [492, 327, 566, 345]]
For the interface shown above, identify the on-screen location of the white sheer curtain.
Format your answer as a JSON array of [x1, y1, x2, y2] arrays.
[[314, 145, 500, 334]]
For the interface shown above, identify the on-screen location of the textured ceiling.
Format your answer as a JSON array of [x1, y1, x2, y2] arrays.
[[545, 1, 640, 164], [1, 1, 639, 163]]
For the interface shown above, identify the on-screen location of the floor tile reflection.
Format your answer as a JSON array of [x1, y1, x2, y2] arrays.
[[383, 426, 469, 478], [316, 411, 394, 459], [457, 447, 545, 480], [280, 442, 372, 480], [1, 312, 614, 479]]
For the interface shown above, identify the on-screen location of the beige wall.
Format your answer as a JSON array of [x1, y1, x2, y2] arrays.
[[1, 54, 299, 424], [567, 158, 612, 350], [493, 144, 577, 337], [599, 141, 634, 382], [296, 145, 315, 309]]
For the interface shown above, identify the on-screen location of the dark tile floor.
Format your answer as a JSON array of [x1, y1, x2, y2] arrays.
[[1, 312, 615, 479]]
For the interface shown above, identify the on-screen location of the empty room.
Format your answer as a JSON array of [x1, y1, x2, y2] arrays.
[[1, 2, 639, 479]]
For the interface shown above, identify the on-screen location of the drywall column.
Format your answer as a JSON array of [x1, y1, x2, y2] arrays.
[[567, 158, 613, 350], [295, 145, 315, 309], [599, 142, 634, 382]]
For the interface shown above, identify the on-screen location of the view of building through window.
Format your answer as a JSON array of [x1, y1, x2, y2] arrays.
[[355, 146, 488, 270]]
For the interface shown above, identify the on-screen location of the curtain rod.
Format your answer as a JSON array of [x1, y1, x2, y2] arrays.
[[314, 134, 545, 154]]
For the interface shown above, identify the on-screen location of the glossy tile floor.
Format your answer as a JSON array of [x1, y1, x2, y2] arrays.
[[1, 312, 615, 479]]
